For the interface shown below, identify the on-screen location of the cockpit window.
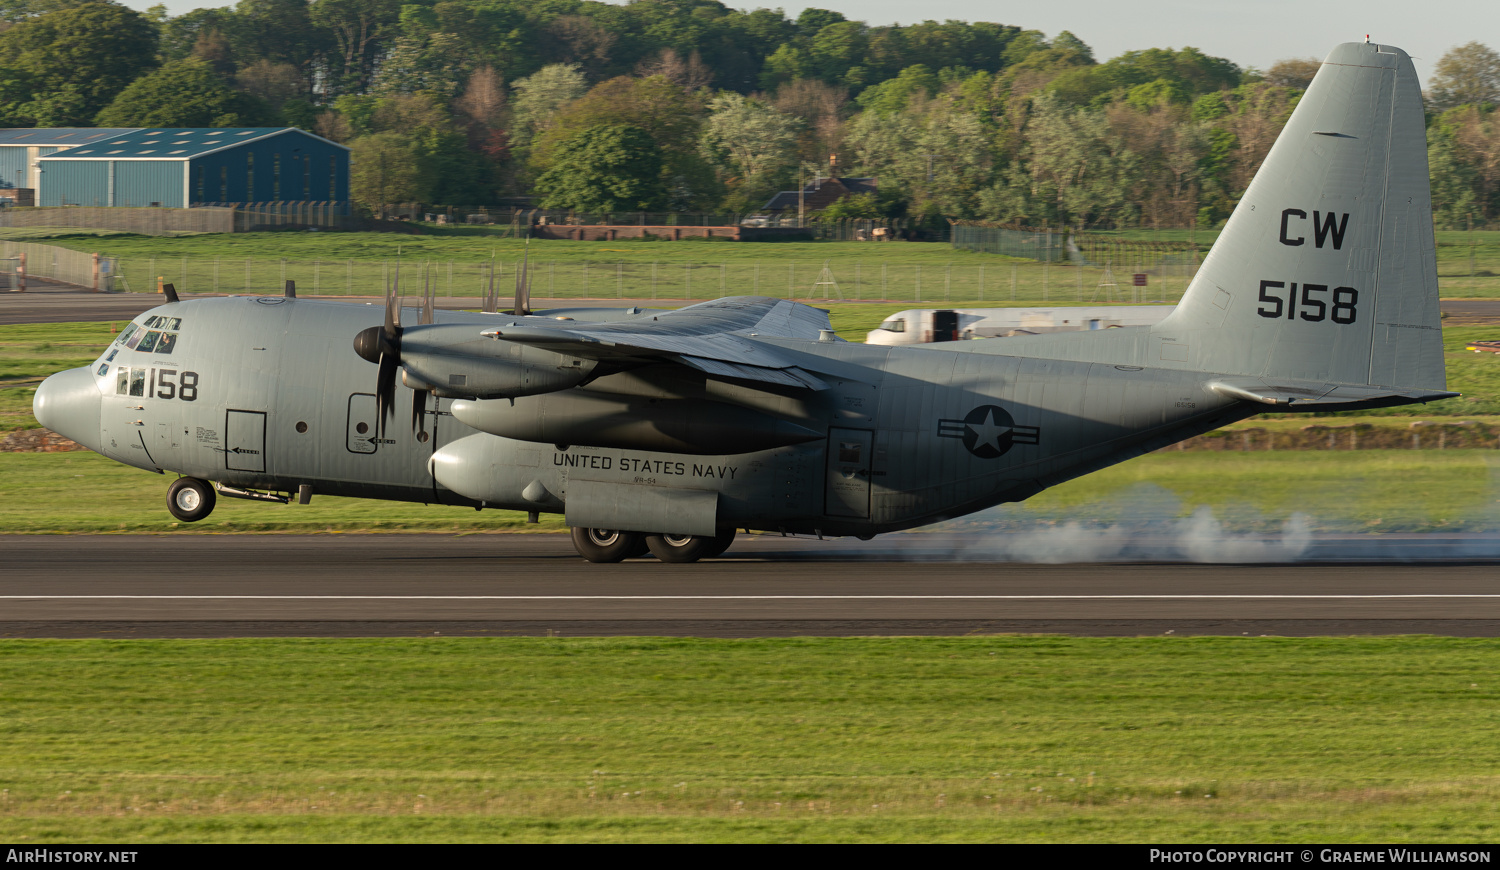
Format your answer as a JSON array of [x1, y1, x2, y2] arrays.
[[155, 333, 178, 354], [115, 323, 139, 346], [881, 318, 907, 333], [124, 329, 144, 350], [144, 316, 159, 328], [136, 331, 161, 353], [168, 318, 182, 330]]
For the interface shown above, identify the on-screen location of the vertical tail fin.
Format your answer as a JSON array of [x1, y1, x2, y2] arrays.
[[1157, 42, 1444, 391]]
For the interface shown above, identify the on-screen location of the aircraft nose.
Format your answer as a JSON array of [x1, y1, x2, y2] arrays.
[[32, 366, 101, 448]]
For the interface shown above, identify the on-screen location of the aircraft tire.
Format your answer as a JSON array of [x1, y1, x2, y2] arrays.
[[166, 478, 216, 523], [571, 527, 646, 563], [645, 529, 737, 564]]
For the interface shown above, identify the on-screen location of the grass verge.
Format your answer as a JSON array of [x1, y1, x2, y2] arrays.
[[0, 636, 1495, 843], [0, 450, 1494, 534]]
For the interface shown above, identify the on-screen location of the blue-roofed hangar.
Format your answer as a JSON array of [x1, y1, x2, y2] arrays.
[[0, 127, 350, 208]]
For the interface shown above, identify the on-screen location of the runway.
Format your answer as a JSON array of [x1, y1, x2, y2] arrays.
[[2, 534, 1498, 638]]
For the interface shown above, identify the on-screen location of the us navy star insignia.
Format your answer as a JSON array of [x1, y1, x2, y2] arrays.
[[936, 404, 1040, 459]]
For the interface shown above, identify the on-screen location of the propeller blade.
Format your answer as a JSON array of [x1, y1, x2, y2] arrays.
[[484, 253, 497, 313], [420, 261, 434, 325], [384, 272, 400, 340], [513, 235, 531, 316], [412, 388, 429, 436], [376, 352, 398, 438]]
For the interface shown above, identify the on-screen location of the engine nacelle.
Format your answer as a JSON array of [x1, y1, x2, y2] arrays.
[[450, 391, 823, 455], [401, 351, 594, 399]]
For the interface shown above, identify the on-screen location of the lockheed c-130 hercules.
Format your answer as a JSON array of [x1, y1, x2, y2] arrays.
[[34, 41, 1452, 563]]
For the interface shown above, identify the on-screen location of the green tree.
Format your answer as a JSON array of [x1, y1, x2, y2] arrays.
[[534, 124, 666, 212], [349, 131, 423, 213], [95, 58, 277, 127], [0, 1, 159, 125], [997, 94, 1140, 228], [0, 0, 93, 23], [510, 63, 588, 148], [1428, 42, 1500, 112], [533, 75, 716, 208], [309, 0, 403, 96], [845, 98, 995, 218], [700, 92, 801, 211], [700, 92, 801, 181], [856, 64, 939, 114]]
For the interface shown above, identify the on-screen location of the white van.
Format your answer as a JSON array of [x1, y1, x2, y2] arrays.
[[866, 305, 1177, 346]]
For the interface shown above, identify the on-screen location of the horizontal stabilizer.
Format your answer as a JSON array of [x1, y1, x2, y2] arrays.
[[1208, 377, 1457, 408]]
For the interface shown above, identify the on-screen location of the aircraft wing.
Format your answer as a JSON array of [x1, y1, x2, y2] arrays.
[[480, 296, 832, 389]]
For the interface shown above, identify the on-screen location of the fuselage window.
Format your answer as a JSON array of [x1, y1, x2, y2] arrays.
[[128, 368, 146, 397], [115, 367, 128, 395]]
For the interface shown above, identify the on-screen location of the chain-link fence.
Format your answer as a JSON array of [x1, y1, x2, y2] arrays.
[[108, 256, 1201, 304], [951, 224, 1068, 261], [0, 241, 116, 289]]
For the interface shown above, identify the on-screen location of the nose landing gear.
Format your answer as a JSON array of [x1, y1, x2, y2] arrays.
[[166, 478, 217, 522]]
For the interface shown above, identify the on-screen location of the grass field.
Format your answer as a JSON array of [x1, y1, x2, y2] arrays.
[[0, 636, 1495, 843], [9, 226, 1498, 301], [1, 449, 1493, 535]]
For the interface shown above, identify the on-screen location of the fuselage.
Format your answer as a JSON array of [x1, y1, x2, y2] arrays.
[[36, 295, 1252, 537]]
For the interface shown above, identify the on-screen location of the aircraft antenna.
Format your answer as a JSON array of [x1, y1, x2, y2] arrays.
[[810, 260, 845, 301], [1094, 256, 1119, 302]]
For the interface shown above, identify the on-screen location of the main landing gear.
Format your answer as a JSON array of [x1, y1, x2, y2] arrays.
[[570, 527, 736, 564], [166, 477, 217, 522]]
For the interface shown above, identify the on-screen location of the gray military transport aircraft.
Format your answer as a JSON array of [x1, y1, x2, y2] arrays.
[[34, 41, 1452, 563]]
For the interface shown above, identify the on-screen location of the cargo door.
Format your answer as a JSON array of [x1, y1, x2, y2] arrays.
[[225, 409, 266, 473], [932, 310, 959, 342], [825, 427, 872, 518]]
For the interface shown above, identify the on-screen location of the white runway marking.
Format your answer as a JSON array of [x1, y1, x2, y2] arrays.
[[2, 595, 1500, 601]]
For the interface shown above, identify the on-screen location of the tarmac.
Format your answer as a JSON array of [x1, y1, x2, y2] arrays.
[[1, 534, 1497, 638]]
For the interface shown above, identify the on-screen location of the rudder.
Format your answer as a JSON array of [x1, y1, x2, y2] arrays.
[[1155, 41, 1444, 392]]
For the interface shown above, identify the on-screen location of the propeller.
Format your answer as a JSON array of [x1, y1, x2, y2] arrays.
[[411, 262, 435, 439], [482, 252, 498, 313], [512, 236, 531, 316], [352, 271, 403, 438]]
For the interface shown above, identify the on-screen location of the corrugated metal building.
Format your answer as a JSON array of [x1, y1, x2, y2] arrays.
[[11, 127, 349, 208], [0, 129, 136, 192]]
